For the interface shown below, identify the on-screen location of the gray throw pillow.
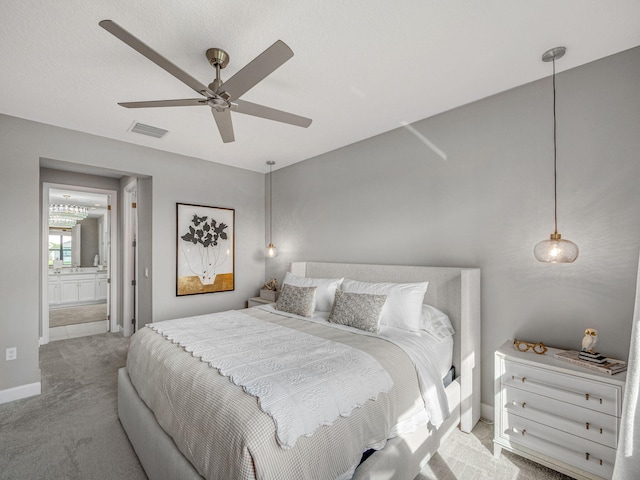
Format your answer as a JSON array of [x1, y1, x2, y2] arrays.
[[328, 290, 387, 333], [275, 283, 317, 317]]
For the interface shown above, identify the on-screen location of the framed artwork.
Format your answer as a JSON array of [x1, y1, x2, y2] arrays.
[[176, 203, 235, 296]]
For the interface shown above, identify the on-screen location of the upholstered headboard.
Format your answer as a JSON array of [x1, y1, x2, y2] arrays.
[[290, 261, 481, 432]]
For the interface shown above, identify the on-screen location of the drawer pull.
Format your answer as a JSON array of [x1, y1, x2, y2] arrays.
[[584, 422, 603, 434], [584, 393, 603, 404], [586, 452, 589, 461], [585, 453, 604, 466]]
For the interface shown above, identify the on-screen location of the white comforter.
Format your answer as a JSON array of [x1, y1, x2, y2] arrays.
[[127, 307, 451, 480], [149, 310, 394, 448]]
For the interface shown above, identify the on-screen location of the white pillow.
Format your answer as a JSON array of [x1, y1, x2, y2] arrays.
[[340, 279, 428, 332], [420, 304, 455, 341], [283, 272, 344, 312]]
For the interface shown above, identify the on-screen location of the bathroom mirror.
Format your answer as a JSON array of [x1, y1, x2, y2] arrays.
[[48, 189, 109, 269]]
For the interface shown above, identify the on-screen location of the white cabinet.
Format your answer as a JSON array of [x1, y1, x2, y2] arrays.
[[494, 340, 626, 480], [77, 278, 96, 302], [60, 278, 80, 303], [48, 279, 60, 305], [97, 274, 108, 300], [49, 271, 108, 305]]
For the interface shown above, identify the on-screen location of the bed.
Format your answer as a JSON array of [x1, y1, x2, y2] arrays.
[[118, 261, 481, 479]]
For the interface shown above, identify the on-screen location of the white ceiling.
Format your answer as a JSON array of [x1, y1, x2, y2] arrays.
[[2, 1, 640, 173]]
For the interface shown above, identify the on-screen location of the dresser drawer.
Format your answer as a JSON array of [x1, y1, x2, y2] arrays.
[[502, 411, 615, 479], [504, 360, 621, 416], [503, 385, 618, 448]]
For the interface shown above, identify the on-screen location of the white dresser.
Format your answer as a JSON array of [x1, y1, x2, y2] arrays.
[[494, 340, 626, 480]]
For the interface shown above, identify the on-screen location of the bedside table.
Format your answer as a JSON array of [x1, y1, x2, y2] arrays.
[[247, 296, 273, 308], [494, 339, 626, 480]]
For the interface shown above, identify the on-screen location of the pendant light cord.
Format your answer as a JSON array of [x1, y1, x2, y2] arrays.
[[552, 57, 558, 235], [269, 162, 273, 244]]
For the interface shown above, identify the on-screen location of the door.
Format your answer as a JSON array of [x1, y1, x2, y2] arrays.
[[122, 180, 138, 336]]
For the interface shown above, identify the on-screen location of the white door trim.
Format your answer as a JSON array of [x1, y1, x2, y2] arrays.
[[41, 182, 119, 344], [122, 179, 138, 337]]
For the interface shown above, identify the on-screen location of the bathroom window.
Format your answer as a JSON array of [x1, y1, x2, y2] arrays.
[[49, 232, 73, 266]]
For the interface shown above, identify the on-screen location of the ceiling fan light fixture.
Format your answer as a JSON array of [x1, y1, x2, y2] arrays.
[[534, 46, 579, 264], [99, 20, 312, 144]]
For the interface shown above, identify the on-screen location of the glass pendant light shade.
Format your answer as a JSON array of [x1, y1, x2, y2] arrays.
[[534, 233, 579, 263], [265, 242, 279, 258]]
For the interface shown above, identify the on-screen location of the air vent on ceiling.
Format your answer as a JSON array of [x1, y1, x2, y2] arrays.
[[129, 122, 169, 139]]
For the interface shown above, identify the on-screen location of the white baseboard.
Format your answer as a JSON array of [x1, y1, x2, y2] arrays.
[[481, 402, 494, 422], [0, 382, 41, 405]]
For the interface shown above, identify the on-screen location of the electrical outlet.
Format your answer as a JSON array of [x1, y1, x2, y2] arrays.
[[6, 347, 17, 361]]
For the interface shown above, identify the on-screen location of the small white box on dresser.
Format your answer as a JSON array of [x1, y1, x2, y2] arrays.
[[494, 340, 626, 480]]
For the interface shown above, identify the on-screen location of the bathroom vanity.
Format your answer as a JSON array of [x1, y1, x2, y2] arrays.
[[48, 268, 108, 305]]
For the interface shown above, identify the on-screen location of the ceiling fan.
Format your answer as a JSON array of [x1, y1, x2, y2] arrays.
[[99, 20, 312, 143]]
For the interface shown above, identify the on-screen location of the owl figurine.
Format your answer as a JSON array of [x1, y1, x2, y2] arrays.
[[581, 328, 599, 353]]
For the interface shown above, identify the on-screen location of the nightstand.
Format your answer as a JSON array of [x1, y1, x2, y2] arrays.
[[494, 340, 626, 480], [247, 296, 273, 308]]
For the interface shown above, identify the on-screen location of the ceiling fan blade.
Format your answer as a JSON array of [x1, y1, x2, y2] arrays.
[[234, 99, 312, 128], [219, 40, 293, 101], [119, 99, 208, 108], [211, 108, 235, 143], [99, 20, 212, 96]]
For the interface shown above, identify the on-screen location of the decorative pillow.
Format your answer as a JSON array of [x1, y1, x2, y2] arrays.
[[340, 279, 428, 332], [420, 304, 455, 341], [283, 272, 343, 312], [328, 290, 387, 334], [275, 284, 317, 317]]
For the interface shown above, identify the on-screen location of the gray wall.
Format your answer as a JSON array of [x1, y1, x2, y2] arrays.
[[79, 217, 99, 267], [1, 117, 265, 393], [266, 46, 640, 408]]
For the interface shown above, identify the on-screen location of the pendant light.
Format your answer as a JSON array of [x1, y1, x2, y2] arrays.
[[49, 194, 89, 228], [534, 46, 579, 263], [265, 160, 278, 258]]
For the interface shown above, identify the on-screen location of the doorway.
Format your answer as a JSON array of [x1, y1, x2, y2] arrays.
[[41, 183, 119, 344]]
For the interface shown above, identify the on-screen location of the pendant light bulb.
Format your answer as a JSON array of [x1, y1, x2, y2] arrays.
[[534, 46, 579, 264], [265, 161, 278, 258], [265, 242, 279, 258]]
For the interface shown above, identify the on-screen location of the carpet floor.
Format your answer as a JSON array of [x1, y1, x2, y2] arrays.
[[0, 333, 572, 480], [49, 303, 107, 327], [0, 333, 146, 480]]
